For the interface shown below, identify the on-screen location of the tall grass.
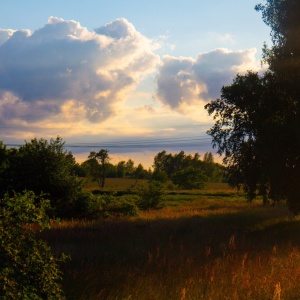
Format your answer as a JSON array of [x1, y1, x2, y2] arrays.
[[41, 184, 300, 299]]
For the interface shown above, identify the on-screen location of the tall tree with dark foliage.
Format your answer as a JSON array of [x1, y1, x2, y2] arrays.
[[205, 0, 300, 213]]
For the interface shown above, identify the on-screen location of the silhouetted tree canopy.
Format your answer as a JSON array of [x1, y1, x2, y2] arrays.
[[0, 137, 88, 217], [172, 167, 208, 190], [205, 0, 300, 213], [88, 149, 110, 188], [152, 150, 223, 187]]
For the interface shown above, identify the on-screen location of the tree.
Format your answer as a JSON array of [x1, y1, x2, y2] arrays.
[[172, 167, 208, 190], [0, 137, 87, 217], [134, 163, 148, 179], [125, 159, 135, 176], [88, 149, 110, 188], [153, 150, 202, 178], [205, 0, 300, 213], [255, 0, 300, 76], [106, 163, 117, 178], [202, 152, 223, 183], [203, 152, 214, 164], [0, 191, 67, 299], [205, 72, 272, 199], [81, 158, 101, 184], [117, 161, 126, 178], [153, 150, 222, 183], [71, 162, 87, 177], [136, 181, 166, 210], [151, 168, 168, 184], [0, 142, 9, 195]]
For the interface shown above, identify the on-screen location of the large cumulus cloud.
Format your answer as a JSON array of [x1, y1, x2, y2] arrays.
[[156, 48, 259, 111], [0, 17, 159, 125]]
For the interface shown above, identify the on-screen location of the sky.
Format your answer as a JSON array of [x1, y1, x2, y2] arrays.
[[0, 0, 271, 167]]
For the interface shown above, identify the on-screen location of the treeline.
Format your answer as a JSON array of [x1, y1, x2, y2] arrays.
[[0, 137, 223, 216], [73, 149, 225, 185], [152, 150, 224, 185], [78, 156, 151, 181]]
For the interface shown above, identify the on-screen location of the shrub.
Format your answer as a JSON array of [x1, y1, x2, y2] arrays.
[[172, 167, 208, 189], [166, 182, 177, 190], [135, 180, 166, 210], [87, 192, 138, 218], [151, 169, 168, 184], [0, 137, 91, 218], [0, 191, 67, 299]]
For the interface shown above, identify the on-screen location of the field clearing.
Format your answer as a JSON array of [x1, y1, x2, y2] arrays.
[[42, 182, 300, 299], [83, 178, 149, 191], [83, 178, 240, 193]]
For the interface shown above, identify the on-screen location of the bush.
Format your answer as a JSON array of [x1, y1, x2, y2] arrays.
[[87, 192, 138, 218], [172, 167, 208, 190], [166, 182, 177, 190], [0, 191, 67, 299], [70, 190, 94, 218], [135, 181, 166, 210], [0, 137, 88, 218], [151, 169, 168, 184]]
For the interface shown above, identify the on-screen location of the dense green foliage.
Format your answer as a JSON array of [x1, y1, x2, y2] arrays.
[[82, 156, 150, 182], [151, 168, 169, 184], [88, 149, 110, 188], [135, 180, 166, 210], [0, 137, 88, 217], [205, 0, 300, 213], [153, 150, 198, 178], [87, 192, 138, 218], [153, 150, 224, 188], [172, 167, 208, 190], [0, 191, 66, 299], [0, 137, 223, 219]]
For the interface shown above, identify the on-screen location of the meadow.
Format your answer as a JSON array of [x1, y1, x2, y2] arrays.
[[41, 180, 300, 299]]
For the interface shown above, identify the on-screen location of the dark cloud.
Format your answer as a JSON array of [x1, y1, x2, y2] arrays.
[[0, 29, 15, 46]]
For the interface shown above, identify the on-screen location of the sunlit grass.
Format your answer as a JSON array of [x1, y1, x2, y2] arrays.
[[41, 183, 300, 299]]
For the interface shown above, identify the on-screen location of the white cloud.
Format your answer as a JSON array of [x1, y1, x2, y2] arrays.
[[0, 18, 262, 148], [0, 29, 15, 47], [156, 48, 259, 111], [219, 33, 234, 43], [207, 32, 235, 44], [0, 17, 159, 127]]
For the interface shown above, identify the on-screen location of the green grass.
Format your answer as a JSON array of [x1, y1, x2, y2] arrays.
[[41, 181, 300, 299]]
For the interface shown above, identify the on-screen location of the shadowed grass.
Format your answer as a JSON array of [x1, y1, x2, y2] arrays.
[[84, 178, 149, 191], [40, 183, 300, 299]]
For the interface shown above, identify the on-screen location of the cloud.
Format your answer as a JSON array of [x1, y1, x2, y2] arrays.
[[95, 18, 135, 39], [135, 105, 155, 112], [0, 29, 15, 47], [207, 32, 235, 44], [218, 33, 234, 43], [156, 48, 259, 111], [0, 17, 159, 126]]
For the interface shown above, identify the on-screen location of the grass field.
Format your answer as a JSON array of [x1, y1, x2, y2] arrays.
[[83, 177, 149, 191], [41, 180, 300, 299]]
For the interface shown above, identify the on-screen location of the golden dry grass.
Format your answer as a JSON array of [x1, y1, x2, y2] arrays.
[[42, 183, 300, 299]]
